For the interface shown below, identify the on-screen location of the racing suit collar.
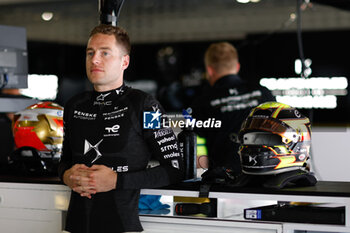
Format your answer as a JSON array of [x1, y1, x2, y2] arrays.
[[93, 84, 126, 102], [213, 74, 243, 88]]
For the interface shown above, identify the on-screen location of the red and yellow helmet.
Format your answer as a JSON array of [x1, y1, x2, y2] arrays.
[[238, 102, 311, 175], [12, 101, 64, 159]]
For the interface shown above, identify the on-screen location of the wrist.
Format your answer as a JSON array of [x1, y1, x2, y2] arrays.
[[63, 170, 71, 187]]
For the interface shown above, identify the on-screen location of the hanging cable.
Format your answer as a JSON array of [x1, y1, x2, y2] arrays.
[[297, 0, 307, 78], [296, 0, 322, 180], [99, 0, 125, 26], [237, 1, 312, 51]]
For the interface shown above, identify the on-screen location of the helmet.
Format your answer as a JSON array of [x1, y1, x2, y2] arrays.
[[238, 102, 311, 175], [11, 101, 64, 174]]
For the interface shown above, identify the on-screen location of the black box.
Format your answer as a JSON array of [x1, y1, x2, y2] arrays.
[[244, 204, 345, 225]]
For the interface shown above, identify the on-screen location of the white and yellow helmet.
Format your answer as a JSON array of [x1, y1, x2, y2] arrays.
[[238, 102, 311, 175]]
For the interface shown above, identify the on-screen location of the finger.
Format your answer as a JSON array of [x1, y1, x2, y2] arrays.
[[77, 164, 90, 169], [88, 172, 95, 178], [88, 170, 101, 179], [73, 185, 95, 193], [70, 178, 92, 189], [76, 187, 90, 198], [80, 192, 92, 199], [81, 179, 96, 188], [90, 164, 104, 170], [72, 164, 87, 171], [76, 170, 92, 178], [72, 186, 83, 194], [82, 189, 96, 197], [80, 188, 96, 198], [82, 185, 96, 192], [70, 174, 92, 182], [70, 175, 82, 183]]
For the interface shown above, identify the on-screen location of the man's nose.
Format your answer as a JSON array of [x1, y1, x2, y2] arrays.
[[91, 53, 101, 64]]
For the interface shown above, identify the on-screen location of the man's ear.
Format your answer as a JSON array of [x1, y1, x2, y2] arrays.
[[235, 62, 241, 74], [206, 66, 218, 86], [122, 55, 130, 70], [206, 66, 214, 78]]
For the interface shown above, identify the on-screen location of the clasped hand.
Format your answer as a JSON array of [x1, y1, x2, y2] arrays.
[[63, 164, 117, 199]]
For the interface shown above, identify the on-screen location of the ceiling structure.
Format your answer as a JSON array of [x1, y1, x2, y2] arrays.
[[0, 0, 349, 45]]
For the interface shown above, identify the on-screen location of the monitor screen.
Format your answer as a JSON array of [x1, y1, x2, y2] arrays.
[[0, 25, 28, 89]]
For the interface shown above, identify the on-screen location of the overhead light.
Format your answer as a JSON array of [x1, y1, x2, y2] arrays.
[[236, 0, 260, 3], [290, 13, 297, 21], [41, 12, 54, 21]]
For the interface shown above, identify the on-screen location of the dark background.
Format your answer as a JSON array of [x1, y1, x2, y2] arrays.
[[27, 29, 350, 124]]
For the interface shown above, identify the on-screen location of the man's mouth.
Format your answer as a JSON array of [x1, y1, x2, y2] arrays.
[[91, 67, 103, 73]]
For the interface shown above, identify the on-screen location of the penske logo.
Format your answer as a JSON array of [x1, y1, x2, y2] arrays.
[[73, 111, 97, 120]]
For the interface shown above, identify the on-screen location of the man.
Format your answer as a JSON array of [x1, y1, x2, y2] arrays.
[[191, 42, 275, 182], [58, 24, 184, 233]]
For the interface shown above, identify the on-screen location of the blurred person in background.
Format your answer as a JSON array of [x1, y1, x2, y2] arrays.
[[190, 42, 275, 183]]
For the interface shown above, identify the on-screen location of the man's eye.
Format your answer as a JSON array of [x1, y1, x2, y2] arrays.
[[87, 52, 94, 57], [103, 52, 109, 56]]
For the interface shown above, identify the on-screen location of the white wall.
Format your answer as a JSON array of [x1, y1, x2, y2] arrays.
[[311, 126, 350, 181]]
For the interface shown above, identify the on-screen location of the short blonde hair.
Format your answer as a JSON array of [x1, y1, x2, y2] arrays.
[[204, 42, 239, 73], [89, 24, 131, 55]]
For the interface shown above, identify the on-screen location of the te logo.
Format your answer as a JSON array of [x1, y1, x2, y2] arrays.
[[105, 124, 120, 133]]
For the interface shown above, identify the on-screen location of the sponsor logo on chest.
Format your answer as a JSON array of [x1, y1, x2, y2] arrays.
[[94, 93, 112, 106], [73, 110, 97, 120], [84, 139, 103, 163], [104, 124, 120, 137], [103, 107, 128, 120], [112, 166, 129, 173]]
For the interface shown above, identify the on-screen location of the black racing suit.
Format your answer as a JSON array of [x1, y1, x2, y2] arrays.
[[58, 84, 184, 233], [191, 74, 275, 177]]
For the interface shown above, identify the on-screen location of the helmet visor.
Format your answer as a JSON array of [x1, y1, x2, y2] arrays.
[[241, 117, 296, 143], [241, 132, 282, 146]]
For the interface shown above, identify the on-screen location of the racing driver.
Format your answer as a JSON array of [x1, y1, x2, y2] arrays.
[[58, 24, 184, 233]]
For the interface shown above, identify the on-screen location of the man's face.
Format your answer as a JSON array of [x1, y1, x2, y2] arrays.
[[86, 33, 129, 92]]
